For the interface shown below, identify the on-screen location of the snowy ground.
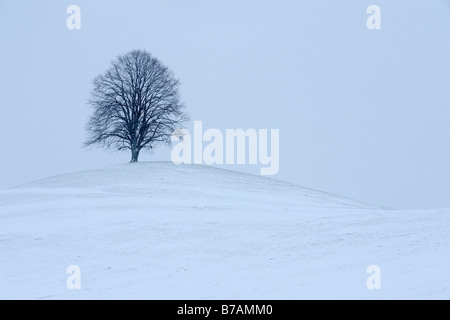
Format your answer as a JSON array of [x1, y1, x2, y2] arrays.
[[0, 162, 449, 299]]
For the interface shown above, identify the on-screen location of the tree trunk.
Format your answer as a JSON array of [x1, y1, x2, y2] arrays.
[[130, 148, 140, 163]]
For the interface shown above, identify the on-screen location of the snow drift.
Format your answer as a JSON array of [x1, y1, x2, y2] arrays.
[[0, 162, 448, 299]]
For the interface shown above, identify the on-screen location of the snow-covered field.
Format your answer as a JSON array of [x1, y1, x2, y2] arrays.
[[0, 162, 448, 299]]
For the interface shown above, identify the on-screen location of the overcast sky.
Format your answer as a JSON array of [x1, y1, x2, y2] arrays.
[[0, 0, 449, 209]]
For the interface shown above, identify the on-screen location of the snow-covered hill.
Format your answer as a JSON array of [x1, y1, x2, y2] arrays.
[[0, 162, 449, 299]]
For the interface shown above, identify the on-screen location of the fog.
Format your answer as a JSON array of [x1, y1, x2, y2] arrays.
[[0, 0, 449, 209]]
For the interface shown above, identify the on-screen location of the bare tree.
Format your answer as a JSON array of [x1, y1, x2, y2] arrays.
[[85, 50, 188, 162]]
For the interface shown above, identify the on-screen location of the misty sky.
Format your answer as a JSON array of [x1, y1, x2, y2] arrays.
[[0, 0, 449, 209]]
